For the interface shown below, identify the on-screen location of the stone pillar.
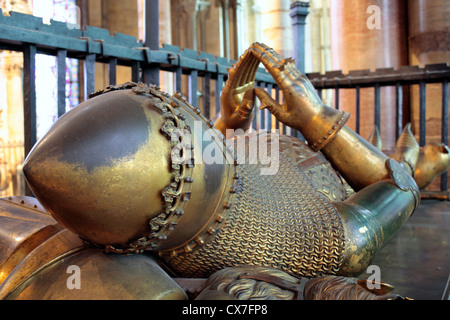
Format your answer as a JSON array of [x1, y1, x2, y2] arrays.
[[290, 1, 309, 74], [160, 0, 173, 93], [408, 0, 450, 144], [260, 0, 293, 58], [0, 52, 26, 197], [0, 0, 33, 196], [306, 0, 332, 74], [408, 0, 450, 191], [329, 0, 408, 152], [87, 0, 140, 90]]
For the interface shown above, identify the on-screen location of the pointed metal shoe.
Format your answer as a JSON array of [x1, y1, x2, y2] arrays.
[[391, 123, 420, 176], [367, 126, 383, 151], [415, 143, 450, 189]]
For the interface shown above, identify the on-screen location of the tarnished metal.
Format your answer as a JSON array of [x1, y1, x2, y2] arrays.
[[0, 43, 424, 300], [303, 275, 406, 300], [0, 197, 187, 300], [415, 143, 450, 189], [367, 126, 383, 151], [229, 44, 351, 153], [214, 47, 258, 134], [391, 124, 420, 176], [195, 266, 405, 300], [162, 133, 346, 278], [244, 43, 393, 192], [370, 123, 450, 189], [4, 246, 188, 300], [195, 266, 305, 300], [23, 82, 236, 255], [0, 196, 63, 285]]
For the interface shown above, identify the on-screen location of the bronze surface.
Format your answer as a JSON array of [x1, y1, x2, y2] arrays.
[[161, 134, 346, 278], [23, 83, 236, 254], [0, 197, 63, 285], [5, 248, 187, 300], [3, 43, 430, 300], [415, 143, 450, 189]]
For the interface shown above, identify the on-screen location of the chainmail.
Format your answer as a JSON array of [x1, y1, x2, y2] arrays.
[[161, 136, 345, 278]]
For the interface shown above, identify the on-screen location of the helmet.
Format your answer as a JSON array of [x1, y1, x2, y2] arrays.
[[23, 83, 236, 254]]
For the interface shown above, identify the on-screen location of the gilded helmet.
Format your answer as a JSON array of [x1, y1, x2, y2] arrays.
[[23, 83, 236, 254]]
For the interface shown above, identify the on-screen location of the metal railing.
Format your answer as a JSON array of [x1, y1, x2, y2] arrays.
[[0, 10, 279, 156], [307, 65, 450, 198], [307, 65, 450, 143]]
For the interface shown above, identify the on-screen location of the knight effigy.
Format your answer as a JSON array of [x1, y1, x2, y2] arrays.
[[0, 43, 448, 300]]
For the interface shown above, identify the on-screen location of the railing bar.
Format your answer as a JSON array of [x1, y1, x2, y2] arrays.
[[23, 43, 37, 158], [174, 67, 182, 93], [374, 83, 381, 130], [143, 0, 160, 86], [306, 67, 450, 89], [419, 81, 426, 147], [144, 0, 159, 49], [84, 54, 96, 100], [441, 80, 449, 192], [215, 75, 224, 116], [335, 87, 340, 110], [355, 85, 360, 134], [189, 69, 198, 107], [256, 82, 261, 131], [275, 88, 280, 132], [252, 81, 261, 131], [396, 82, 403, 140], [108, 57, 117, 86], [259, 82, 266, 131], [131, 61, 140, 83], [143, 66, 160, 87], [57, 49, 67, 118], [281, 91, 286, 135], [203, 73, 211, 119], [252, 95, 258, 131], [266, 84, 273, 133], [442, 80, 449, 145]]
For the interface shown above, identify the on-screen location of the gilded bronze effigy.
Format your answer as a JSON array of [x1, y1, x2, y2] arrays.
[[0, 43, 437, 300]]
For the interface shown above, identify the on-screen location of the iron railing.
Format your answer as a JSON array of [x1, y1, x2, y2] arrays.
[[308, 66, 450, 144], [306, 66, 450, 198], [0, 9, 279, 156]]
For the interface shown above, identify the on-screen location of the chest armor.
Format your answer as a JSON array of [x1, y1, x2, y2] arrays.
[[161, 133, 349, 278]]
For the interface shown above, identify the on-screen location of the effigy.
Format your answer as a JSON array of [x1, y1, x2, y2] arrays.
[[0, 43, 444, 300]]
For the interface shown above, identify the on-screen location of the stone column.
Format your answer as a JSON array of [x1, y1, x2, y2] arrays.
[[408, 0, 450, 191], [0, 0, 33, 196], [408, 0, 450, 144], [87, 0, 140, 90], [260, 0, 293, 58], [158, 0, 173, 94], [290, 1, 309, 74], [329, 0, 408, 152]]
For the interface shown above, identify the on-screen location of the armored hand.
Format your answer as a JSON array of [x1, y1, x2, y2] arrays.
[[249, 43, 392, 191], [214, 47, 260, 135], [250, 42, 350, 152]]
